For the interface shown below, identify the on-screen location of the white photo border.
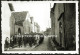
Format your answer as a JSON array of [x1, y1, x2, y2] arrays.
[[1, 1, 79, 54]]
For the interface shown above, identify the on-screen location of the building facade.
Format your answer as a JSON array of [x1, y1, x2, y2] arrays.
[[50, 3, 76, 50], [10, 11, 32, 36], [34, 22, 40, 33], [10, 11, 40, 36], [50, 3, 64, 47], [63, 3, 76, 50]]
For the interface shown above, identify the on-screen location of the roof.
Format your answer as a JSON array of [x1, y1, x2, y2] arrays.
[[11, 11, 27, 26], [51, 3, 56, 14]]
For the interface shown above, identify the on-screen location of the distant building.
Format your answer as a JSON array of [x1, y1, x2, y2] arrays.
[[50, 3, 76, 50], [34, 22, 40, 33], [44, 28, 51, 35], [30, 17, 35, 33], [50, 3, 64, 47]]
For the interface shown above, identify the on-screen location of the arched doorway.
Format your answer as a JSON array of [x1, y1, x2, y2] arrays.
[[18, 28, 21, 34]]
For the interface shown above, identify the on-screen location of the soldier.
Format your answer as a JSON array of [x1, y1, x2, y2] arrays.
[[34, 35, 37, 45], [23, 34, 26, 47], [36, 34, 40, 46], [29, 35, 33, 47], [10, 36, 13, 48], [20, 35, 23, 47], [21, 35, 24, 46], [16, 35, 18, 46], [14, 35, 17, 45], [26, 34, 29, 46], [13, 35, 15, 46], [18, 33, 22, 48]]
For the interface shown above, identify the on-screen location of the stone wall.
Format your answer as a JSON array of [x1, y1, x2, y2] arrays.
[[23, 19, 31, 34], [64, 3, 76, 50], [50, 3, 76, 50], [10, 14, 15, 36], [51, 3, 64, 45], [15, 25, 24, 35]]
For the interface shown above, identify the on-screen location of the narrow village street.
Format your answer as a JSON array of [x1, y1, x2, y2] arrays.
[[8, 36, 54, 51], [31, 36, 53, 51]]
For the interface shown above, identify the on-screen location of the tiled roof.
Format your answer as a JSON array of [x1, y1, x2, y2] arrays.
[[12, 11, 27, 23], [11, 11, 27, 26]]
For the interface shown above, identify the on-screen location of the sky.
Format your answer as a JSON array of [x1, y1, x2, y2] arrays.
[[11, 1, 53, 31]]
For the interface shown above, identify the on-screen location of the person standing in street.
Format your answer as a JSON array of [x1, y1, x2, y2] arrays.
[[5, 37, 10, 51], [18, 33, 22, 48], [10, 36, 13, 48], [23, 34, 27, 47]]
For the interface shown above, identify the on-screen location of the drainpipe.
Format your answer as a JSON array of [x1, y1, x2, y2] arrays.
[[63, 3, 66, 49]]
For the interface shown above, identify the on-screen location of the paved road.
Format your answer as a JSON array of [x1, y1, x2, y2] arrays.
[[31, 36, 53, 51], [7, 36, 53, 51]]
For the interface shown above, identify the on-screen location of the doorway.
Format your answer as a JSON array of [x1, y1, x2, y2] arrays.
[[18, 28, 21, 34]]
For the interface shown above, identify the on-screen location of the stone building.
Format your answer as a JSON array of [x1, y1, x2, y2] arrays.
[[10, 11, 32, 36], [30, 17, 35, 33], [23, 12, 32, 34], [63, 3, 76, 50], [50, 3, 76, 50], [44, 28, 51, 35], [34, 22, 40, 33]]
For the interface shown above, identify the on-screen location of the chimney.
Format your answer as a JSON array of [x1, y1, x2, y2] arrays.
[[8, 3, 14, 11]]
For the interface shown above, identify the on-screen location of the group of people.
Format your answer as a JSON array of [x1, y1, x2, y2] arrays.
[[16, 33, 44, 47], [5, 33, 44, 50]]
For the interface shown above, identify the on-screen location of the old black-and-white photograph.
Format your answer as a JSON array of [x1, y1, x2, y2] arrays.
[[1, 1, 79, 54]]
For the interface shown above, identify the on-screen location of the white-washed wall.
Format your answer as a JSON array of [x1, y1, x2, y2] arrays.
[[1, 2, 11, 51]]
